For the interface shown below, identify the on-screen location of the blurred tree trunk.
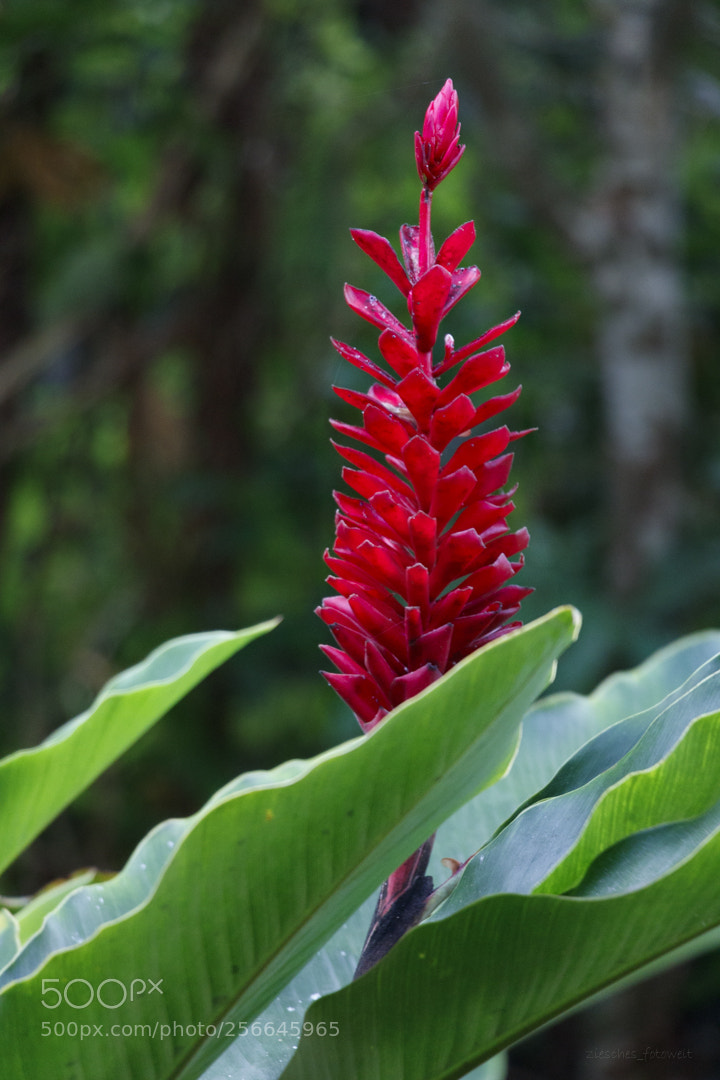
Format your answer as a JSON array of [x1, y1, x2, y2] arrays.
[[441, 0, 692, 597], [585, 0, 689, 597]]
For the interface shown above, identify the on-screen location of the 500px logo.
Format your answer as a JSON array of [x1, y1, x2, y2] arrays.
[[41, 977, 163, 1010]]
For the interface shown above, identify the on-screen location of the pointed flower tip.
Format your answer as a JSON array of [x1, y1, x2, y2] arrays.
[[415, 78, 465, 191]]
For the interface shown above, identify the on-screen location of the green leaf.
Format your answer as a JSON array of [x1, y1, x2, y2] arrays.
[[280, 822, 720, 1080], [538, 700, 720, 896], [438, 663, 720, 910], [571, 797, 720, 896], [0, 607, 578, 1080], [0, 911, 20, 972], [0, 620, 280, 877], [430, 631, 720, 885], [15, 870, 100, 945], [436, 628, 720, 856]]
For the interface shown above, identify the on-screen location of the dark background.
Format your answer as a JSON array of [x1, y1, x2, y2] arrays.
[[0, 1, 719, 1075]]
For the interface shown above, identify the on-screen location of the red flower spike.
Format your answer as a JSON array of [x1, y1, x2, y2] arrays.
[[318, 81, 532, 977]]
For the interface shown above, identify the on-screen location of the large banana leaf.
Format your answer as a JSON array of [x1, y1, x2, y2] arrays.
[[278, 633, 720, 1080], [0, 620, 280, 877], [438, 662, 720, 908], [280, 824, 720, 1080], [0, 607, 578, 1080], [430, 630, 720, 876]]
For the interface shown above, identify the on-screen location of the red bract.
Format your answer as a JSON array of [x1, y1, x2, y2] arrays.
[[318, 80, 531, 734]]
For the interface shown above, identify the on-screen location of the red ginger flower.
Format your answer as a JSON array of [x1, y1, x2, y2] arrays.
[[415, 77, 465, 190], [317, 79, 532, 734]]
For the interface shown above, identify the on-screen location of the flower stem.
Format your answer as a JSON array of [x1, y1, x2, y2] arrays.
[[353, 833, 436, 979], [418, 185, 432, 276], [418, 185, 435, 373]]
